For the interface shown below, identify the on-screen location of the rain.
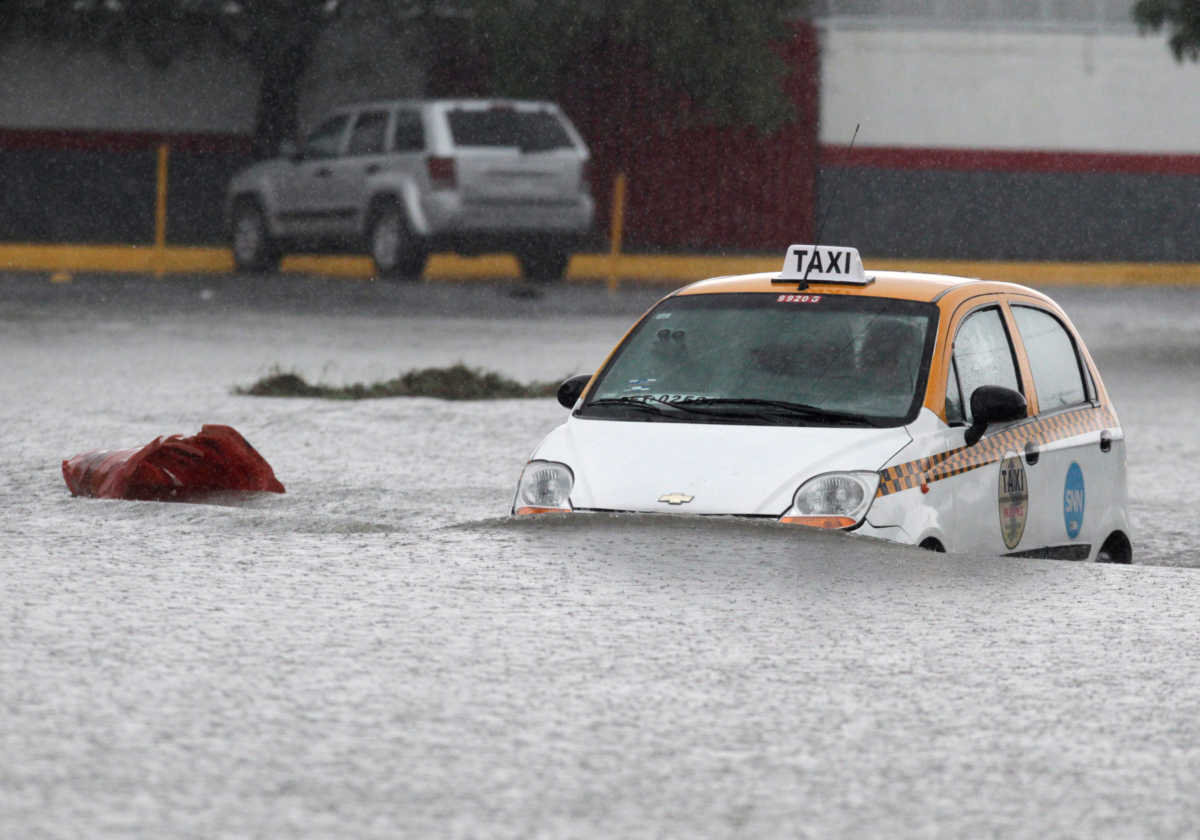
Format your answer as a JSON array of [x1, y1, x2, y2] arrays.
[[4, 2, 1200, 837]]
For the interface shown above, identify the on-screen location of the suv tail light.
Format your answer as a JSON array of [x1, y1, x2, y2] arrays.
[[427, 156, 456, 190]]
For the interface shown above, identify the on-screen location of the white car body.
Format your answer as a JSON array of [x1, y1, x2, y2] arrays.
[[534, 420, 911, 517]]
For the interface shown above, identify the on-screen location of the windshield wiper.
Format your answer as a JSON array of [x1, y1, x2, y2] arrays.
[[681, 398, 889, 426], [583, 396, 689, 419], [585, 396, 890, 426]]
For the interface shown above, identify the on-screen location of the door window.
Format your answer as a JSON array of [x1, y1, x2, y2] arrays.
[[1011, 306, 1087, 413], [347, 111, 389, 156], [303, 115, 350, 159], [952, 307, 1020, 422], [945, 358, 965, 425], [392, 109, 425, 152]]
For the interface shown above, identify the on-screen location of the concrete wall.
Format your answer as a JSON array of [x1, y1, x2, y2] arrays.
[[298, 7, 427, 134], [0, 12, 426, 136], [818, 24, 1200, 154], [0, 38, 258, 134], [815, 22, 1200, 260], [7, 16, 1200, 258]]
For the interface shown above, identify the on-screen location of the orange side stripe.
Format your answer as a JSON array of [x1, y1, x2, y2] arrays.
[[876, 404, 1118, 498]]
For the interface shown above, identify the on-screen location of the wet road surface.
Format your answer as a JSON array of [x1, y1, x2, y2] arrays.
[[2, 271, 1198, 837]]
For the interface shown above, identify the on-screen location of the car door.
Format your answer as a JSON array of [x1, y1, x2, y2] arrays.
[[276, 113, 351, 238], [328, 108, 392, 237], [937, 302, 1034, 556], [387, 105, 427, 194], [1007, 301, 1117, 560]]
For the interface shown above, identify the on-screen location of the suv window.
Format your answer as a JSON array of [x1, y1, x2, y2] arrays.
[[347, 111, 388, 156], [1011, 305, 1087, 413], [303, 115, 350, 159], [447, 108, 573, 151], [953, 307, 1020, 422], [393, 109, 424, 152]]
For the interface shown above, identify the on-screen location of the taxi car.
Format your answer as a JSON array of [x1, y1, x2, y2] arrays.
[[512, 244, 1131, 563]]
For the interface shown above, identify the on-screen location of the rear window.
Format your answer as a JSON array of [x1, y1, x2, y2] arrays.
[[447, 108, 574, 151]]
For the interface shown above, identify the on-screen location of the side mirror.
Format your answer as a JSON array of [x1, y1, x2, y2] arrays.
[[279, 139, 300, 161], [556, 374, 591, 409], [964, 385, 1027, 446]]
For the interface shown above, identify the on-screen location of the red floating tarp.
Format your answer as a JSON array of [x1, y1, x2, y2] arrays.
[[62, 424, 285, 500]]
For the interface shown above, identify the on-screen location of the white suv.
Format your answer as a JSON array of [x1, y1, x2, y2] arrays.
[[225, 99, 595, 281]]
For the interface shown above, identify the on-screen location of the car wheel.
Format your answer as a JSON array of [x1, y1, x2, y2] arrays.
[[1096, 531, 1132, 564], [517, 248, 570, 283], [231, 199, 281, 273], [370, 203, 427, 281]]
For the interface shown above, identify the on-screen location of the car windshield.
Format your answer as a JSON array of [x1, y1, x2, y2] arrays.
[[579, 292, 938, 427], [447, 108, 574, 151]]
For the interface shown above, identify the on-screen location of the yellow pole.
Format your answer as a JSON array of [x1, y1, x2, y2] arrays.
[[607, 172, 627, 293], [154, 142, 169, 277]]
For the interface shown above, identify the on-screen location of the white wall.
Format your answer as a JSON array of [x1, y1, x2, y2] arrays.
[[819, 23, 1200, 154], [297, 7, 426, 134], [0, 12, 425, 136], [0, 39, 259, 134]]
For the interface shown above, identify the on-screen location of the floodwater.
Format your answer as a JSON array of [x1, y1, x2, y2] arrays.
[[2, 273, 1199, 838]]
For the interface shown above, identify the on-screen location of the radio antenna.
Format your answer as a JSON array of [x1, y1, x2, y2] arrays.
[[803, 122, 860, 284]]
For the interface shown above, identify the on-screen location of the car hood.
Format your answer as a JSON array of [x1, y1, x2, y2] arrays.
[[533, 416, 913, 516]]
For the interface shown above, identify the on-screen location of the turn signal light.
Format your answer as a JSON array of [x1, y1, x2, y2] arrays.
[[779, 515, 857, 529]]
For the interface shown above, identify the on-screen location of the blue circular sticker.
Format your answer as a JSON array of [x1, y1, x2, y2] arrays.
[[1063, 462, 1086, 539]]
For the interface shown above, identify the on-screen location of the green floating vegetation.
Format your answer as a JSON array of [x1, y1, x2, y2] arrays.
[[236, 363, 560, 400]]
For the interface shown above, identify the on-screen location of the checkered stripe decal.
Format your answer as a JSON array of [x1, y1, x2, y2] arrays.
[[876, 404, 1118, 498]]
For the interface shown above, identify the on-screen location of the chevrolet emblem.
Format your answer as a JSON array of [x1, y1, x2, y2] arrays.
[[657, 492, 694, 505]]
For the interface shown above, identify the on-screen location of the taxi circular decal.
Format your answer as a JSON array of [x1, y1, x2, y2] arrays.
[[998, 453, 1028, 550], [1063, 461, 1086, 539]]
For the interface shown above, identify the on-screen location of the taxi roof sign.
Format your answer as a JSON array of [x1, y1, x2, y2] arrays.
[[774, 244, 871, 286]]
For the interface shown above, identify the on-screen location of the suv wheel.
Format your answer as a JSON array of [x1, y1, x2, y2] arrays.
[[370, 203, 427, 281], [231, 199, 281, 273], [517, 248, 570, 283]]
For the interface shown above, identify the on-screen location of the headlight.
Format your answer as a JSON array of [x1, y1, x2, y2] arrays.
[[513, 460, 574, 514], [781, 471, 879, 529]]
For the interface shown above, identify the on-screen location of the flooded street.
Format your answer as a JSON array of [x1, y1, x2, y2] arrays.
[[2, 272, 1199, 837]]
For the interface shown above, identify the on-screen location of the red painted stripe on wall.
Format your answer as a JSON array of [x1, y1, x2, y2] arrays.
[[9, 129, 1200, 177], [820, 145, 1200, 176]]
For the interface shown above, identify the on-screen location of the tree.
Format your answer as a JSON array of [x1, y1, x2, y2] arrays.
[[467, 0, 801, 133], [1133, 0, 1200, 60], [210, 1, 345, 158]]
